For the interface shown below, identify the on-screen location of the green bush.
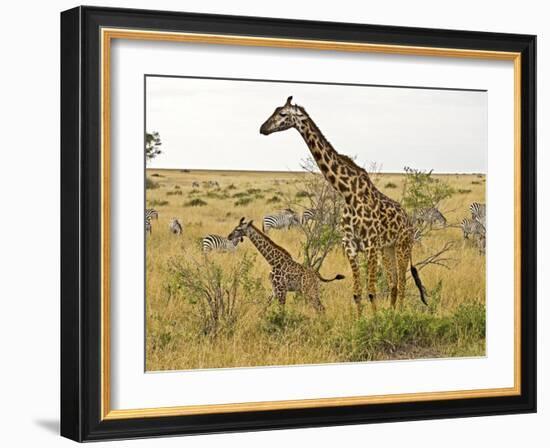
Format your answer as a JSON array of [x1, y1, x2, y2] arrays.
[[401, 167, 455, 211], [296, 190, 313, 198], [145, 177, 159, 190], [267, 195, 281, 204], [184, 198, 207, 207], [261, 306, 309, 337], [148, 199, 169, 207], [166, 190, 183, 196], [335, 302, 485, 362], [384, 182, 397, 189], [235, 197, 253, 207], [168, 253, 265, 336], [457, 189, 472, 194]]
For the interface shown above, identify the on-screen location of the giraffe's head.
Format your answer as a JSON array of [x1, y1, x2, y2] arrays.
[[227, 217, 252, 244], [260, 96, 304, 135]]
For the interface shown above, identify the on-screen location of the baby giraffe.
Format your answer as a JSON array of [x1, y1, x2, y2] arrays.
[[228, 217, 344, 312]]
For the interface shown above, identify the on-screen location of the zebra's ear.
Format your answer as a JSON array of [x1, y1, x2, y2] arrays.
[[239, 217, 245, 225], [248, 220, 254, 227], [286, 96, 293, 106]]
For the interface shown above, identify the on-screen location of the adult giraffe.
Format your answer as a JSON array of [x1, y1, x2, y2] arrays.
[[259, 96, 427, 312]]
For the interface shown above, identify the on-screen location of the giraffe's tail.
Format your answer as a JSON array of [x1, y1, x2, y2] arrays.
[[410, 256, 428, 306], [319, 273, 345, 283]]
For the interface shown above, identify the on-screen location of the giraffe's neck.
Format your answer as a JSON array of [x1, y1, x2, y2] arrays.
[[294, 113, 376, 199], [245, 224, 285, 266]]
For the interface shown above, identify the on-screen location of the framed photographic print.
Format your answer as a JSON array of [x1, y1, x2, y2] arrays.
[[60, 6, 536, 442]]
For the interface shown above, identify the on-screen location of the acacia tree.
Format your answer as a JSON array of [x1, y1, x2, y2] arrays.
[[284, 157, 343, 271], [146, 131, 162, 164]]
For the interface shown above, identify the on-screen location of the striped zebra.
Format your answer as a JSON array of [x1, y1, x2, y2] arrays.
[[470, 202, 486, 227], [169, 218, 183, 235], [460, 217, 485, 240], [412, 207, 447, 227], [191, 181, 200, 188], [202, 234, 240, 253], [146, 208, 158, 221], [301, 208, 317, 224], [262, 209, 300, 233], [145, 208, 158, 236]]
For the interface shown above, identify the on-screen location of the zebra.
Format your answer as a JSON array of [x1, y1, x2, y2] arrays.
[[145, 208, 158, 235], [460, 217, 485, 240], [412, 207, 447, 227], [301, 208, 317, 224], [202, 234, 240, 253], [470, 202, 486, 227], [168, 218, 183, 235], [145, 208, 158, 221], [191, 181, 200, 188], [262, 209, 301, 233]]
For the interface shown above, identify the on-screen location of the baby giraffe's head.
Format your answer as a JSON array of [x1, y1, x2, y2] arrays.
[[259, 96, 305, 135], [228, 217, 252, 244]]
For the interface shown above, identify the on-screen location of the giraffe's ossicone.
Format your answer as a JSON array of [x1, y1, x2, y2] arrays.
[[260, 96, 427, 312]]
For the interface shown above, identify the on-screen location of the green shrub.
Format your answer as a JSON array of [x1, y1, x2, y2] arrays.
[[235, 197, 253, 207], [145, 177, 159, 190], [261, 306, 309, 337], [296, 190, 313, 198], [384, 182, 397, 189], [335, 302, 486, 362], [267, 195, 281, 204], [471, 181, 481, 185], [184, 198, 207, 207], [401, 167, 455, 211], [166, 190, 183, 196], [148, 199, 169, 207], [151, 173, 163, 178], [458, 189, 472, 194], [168, 253, 264, 336]]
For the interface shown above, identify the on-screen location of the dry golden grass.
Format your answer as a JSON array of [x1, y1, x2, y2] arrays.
[[145, 169, 486, 371]]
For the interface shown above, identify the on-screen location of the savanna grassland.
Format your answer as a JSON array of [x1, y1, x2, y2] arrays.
[[145, 168, 486, 371]]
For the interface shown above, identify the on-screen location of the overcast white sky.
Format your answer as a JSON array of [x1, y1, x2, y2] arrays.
[[146, 76, 487, 173]]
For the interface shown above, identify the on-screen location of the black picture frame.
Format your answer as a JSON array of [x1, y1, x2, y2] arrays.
[[61, 5, 536, 442]]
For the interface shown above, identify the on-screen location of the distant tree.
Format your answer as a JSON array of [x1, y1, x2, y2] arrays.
[[401, 166, 455, 212], [145, 132, 162, 164]]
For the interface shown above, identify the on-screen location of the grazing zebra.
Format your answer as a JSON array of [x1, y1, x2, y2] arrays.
[[470, 202, 486, 222], [412, 207, 447, 227], [169, 218, 183, 235], [202, 234, 240, 253], [191, 181, 200, 188], [460, 217, 485, 240], [145, 218, 152, 236], [262, 209, 300, 233]]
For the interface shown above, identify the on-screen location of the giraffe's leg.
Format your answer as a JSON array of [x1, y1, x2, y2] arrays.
[[365, 246, 379, 312], [343, 241, 363, 314], [271, 276, 287, 307], [381, 246, 398, 308], [395, 238, 413, 309], [310, 281, 325, 313]]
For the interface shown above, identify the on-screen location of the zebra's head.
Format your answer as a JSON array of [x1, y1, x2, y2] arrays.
[[228, 217, 251, 244], [260, 96, 304, 135]]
